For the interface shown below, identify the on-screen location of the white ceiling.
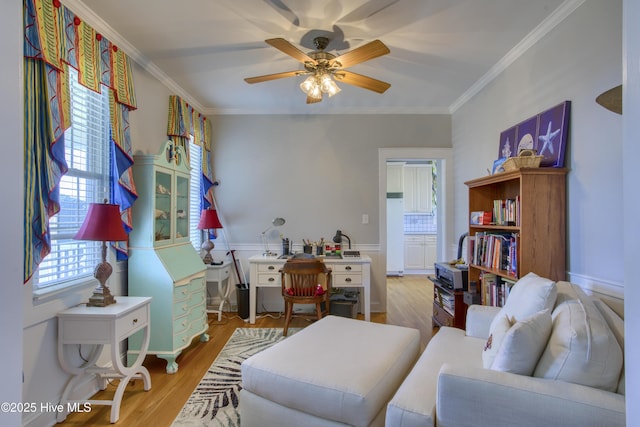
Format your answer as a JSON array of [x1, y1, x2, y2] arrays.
[[68, 0, 576, 115]]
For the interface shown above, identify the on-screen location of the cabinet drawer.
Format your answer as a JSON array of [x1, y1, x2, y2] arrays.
[[432, 302, 454, 327], [333, 273, 362, 286], [258, 273, 280, 286], [173, 314, 190, 335], [188, 290, 206, 308], [258, 263, 281, 273], [173, 299, 192, 317], [189, 277, 205, 292], [115, 304, 149, 339], [174, 283, 191, 301], [332, 264, 362, 273]]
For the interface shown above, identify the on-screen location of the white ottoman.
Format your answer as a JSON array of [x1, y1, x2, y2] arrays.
[[240, 315, 420, 427]]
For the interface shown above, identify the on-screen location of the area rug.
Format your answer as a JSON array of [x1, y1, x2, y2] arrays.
[[171, 327, 299, 427]]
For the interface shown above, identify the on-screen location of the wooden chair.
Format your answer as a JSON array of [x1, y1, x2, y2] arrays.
[[280, 259, 332, 336]]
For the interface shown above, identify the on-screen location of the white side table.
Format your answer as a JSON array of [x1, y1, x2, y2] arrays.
[[57, 296, 152, 423], [205, 260, 233, 321]]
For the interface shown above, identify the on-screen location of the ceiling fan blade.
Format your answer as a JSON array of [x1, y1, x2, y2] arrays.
[[335, 71, 390, 93], [244, 70, 301, 84], [306, 95, 322, 104], [330, 40, 390, 68], [265, 38, 317, 64]]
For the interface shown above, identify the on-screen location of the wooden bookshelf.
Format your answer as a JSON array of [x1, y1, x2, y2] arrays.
[[465, 168, 567, 306]]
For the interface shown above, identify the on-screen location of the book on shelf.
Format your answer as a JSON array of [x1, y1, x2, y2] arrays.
[[491, 196, 520, 226], [480, 273, 517, 307], [471, 231, 519, 274]]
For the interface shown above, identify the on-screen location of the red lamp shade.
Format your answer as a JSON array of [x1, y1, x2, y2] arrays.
[[197, 209, 223, 230], [74, 203, 128, 242]]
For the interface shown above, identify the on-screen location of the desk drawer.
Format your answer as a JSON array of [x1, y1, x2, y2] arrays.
[[258, 273, 280, 286], [258, 263, 282, 273], [333, 273, 362, 286], [332, 264, 362, 274]]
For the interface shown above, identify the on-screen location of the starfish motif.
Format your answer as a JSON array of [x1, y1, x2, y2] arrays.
[[501, 138, 512, 158], [538, 121, 561, 156]]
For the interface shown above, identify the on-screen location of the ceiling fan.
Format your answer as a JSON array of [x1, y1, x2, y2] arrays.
[[244, 36, 391, 104]]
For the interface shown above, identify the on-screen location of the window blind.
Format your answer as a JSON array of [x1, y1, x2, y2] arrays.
[[34, 68, 110, 288], [189, 139, 203, 252]]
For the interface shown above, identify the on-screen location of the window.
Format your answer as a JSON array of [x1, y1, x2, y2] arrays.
[[33, 68, 110, 290], [189, 139, 203, 252]]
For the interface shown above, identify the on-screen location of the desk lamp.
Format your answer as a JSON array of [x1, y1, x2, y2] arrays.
[[74, 201, 128, 307], [261, 217, 285, 256], [198, 208, 223, 264], [332, 229, 351, 249]]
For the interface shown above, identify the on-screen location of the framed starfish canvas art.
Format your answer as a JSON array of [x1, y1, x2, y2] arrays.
[[535, 101, 571, 167]]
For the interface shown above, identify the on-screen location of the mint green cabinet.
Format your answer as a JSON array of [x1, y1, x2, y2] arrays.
[[127, 140, 208, 374]]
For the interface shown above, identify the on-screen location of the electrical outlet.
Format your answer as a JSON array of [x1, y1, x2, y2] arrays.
[[362, 214, 369, 224]]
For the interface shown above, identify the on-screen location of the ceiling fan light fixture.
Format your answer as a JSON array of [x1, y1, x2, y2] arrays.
[[300, 75, 316, 93], [321, 74, 341, 97]]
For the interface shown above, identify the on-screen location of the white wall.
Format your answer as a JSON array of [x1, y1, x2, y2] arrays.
[[0, 0, 24, 426], [210, 114, 451, 312], [452, 0, 623, 306]]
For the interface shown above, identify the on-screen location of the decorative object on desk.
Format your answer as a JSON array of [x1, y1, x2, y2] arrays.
[[332, 229, 351, 249], [596, 84, 622, 114], [261, 217, 285, 256], [502, 149, 543, 172], [74, 200, 128, 307], [197, 208, 223, 264], [535, 101, 570, 167]]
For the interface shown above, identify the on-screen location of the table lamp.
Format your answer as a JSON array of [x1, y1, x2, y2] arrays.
[[198, 208, 223, 264], [74, 201, 128, 307]]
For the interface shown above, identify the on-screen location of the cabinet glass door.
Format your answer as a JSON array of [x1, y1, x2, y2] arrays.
[[155, 171, 172, 243], [175, 174, 189, 241]]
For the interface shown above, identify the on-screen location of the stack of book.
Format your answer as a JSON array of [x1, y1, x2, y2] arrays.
[[470, 231, 518, 275]]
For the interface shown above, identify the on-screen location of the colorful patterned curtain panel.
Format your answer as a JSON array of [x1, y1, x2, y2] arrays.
[[23, 0, 138, 282], [167, 95, 215, 210]]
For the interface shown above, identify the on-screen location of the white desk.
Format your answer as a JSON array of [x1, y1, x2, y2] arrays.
[[205, 260, 233, 321], [57, 296, 152, 423], [248, 255, 372, 324]]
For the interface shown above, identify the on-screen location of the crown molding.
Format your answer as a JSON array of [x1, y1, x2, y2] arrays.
[[449, 0, 586, 113]]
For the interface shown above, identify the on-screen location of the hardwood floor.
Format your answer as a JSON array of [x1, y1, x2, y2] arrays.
[[57, 275, 434, 426]]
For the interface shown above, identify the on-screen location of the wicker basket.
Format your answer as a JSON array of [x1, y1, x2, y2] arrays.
[[502, 149, 543, 171]]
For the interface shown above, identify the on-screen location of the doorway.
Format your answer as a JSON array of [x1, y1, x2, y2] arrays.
[[378, 148, 453, 310]]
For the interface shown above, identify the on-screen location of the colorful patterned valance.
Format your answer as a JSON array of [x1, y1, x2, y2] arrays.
[[24, 0, 137, 109], [166, 95, 214, 210]]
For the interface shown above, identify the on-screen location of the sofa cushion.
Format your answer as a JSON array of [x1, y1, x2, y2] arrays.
[[491, 309, 552, 375], [533, 282, 623, 392], [386, 327, 485, 427], [592, 298, 625, 395], [481, 312, 513, 369]]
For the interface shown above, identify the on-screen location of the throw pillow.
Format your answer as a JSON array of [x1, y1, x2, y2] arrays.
[[533, 282, 623, 392], [482, 313, 514, 369], [487, 272, 556, 343], [491, 309, 552, 375], [501, 272, 557, 319]]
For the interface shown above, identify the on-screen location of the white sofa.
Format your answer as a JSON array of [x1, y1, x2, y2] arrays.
[[386, 274, 626, 427]]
